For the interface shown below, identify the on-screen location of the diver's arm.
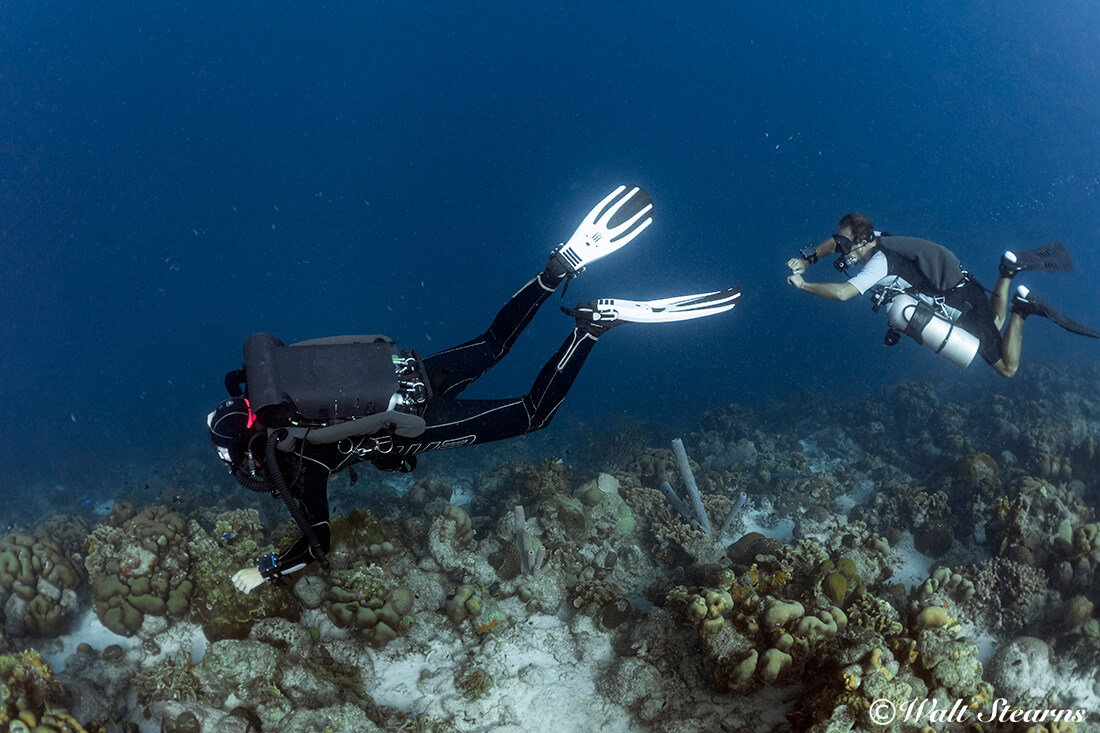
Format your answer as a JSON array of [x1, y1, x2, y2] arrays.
[[787, 238, 839, 274], [231, 455, 334, 593], [787, 274, 860, 301], [232, 521, 332, 593]]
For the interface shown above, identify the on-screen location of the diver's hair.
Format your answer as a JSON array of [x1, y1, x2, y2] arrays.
[[838, 213, 875, 243]]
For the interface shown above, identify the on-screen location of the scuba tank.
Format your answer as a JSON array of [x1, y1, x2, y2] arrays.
[[884, 293, 979, 368]]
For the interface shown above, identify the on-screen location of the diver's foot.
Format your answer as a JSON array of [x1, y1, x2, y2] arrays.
[[567, 300, 625, 336], [1010, 285, 1050, 319], [542, 249, 571, 285], [564, 288, 742, 336], [999, 251, 1021, 279], [1010, 285, 1099, 337], [545, 185, 654, 285], [1000, 242, 1074, 279]]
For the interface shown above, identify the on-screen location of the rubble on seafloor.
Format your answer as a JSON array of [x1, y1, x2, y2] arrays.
[[0, 363, 1099, 732]]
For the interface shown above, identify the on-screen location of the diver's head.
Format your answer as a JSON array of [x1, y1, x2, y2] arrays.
[[207, 396, 255, 472], [833, 212, 877, 275]]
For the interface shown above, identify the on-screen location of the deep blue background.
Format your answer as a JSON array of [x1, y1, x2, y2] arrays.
[[3, 1, 1099, 506]]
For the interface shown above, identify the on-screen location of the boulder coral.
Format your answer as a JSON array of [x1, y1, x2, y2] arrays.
[[84, 506, 192, 637], [324, 569, 414, 646], [0, 533, 83, 637]]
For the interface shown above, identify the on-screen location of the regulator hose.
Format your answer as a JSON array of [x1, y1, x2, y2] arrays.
[[264, 430, 329, 569]]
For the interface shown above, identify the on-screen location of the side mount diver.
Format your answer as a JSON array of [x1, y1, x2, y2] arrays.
[[208, 186, 741, 593], [785, 213, 1096, 375]]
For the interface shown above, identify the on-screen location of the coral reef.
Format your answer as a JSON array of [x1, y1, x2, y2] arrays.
[[0, 650, 94, 731], [187, 509, 299, 641], [84, 506, 192, 637], [0, 533, 83, 638], [5, 363, 1100, 731], [323, 569, 414, 646]]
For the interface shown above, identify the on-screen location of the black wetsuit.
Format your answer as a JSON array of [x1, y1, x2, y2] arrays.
[[254, 270, 598, 579]]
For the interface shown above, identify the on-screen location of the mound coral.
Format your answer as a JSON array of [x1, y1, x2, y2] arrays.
[[84, 506, 192, 637], [324, 569, 414, 646], [0, 533, 83, 637]]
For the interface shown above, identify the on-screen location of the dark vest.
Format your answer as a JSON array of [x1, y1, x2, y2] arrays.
[[877, 236, 964, 294]]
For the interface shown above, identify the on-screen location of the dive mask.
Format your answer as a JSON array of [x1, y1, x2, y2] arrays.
[[832, 234, 866, 275]]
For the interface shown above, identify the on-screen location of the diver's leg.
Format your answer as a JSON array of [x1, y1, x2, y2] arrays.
[[992, 313, 1024, 378], [412, 322, 601, 449], [990, 276, 1012, 330], [421, 185, 654, 397], [423, 270, 565, 397], [523, 325, 601, 431]]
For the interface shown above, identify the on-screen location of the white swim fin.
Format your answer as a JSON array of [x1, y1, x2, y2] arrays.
[[566, 287, 742, 331], [549, 185, 654, 277]]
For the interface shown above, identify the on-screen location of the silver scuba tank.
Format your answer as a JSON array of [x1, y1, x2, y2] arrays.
[[885, 293, 979, 368]]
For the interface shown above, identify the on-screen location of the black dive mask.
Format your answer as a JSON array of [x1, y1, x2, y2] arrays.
[[208, 396, 255, 472], [832, 234, 866, 276]]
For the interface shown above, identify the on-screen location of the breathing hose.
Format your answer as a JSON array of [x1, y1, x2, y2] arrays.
[[233, 432, 330, 570], [265, 432, 329, 569]]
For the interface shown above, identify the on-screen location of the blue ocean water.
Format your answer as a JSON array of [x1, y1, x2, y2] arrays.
[[2, 1, 1099, 512]]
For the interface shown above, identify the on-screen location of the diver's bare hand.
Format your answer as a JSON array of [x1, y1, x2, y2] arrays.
[[231, 567, 265, 594], [787, 257, 808, 275], [787, 273, 806, 290]]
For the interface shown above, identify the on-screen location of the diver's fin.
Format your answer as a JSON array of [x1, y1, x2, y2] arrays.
[[1000, 242, 1075, 278], [548, 186, 654, 278], [565, 287, 742, 331], [1011, 286, 1099, 338]]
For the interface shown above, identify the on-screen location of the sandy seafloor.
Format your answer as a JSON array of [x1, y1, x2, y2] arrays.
[[3, 360, 1100, 733]]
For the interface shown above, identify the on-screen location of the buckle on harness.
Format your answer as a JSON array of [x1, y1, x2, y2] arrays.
[[337, 434, 394, 459]]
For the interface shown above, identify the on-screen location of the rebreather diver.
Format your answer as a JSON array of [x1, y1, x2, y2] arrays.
[[208, 186, 741, 592]]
